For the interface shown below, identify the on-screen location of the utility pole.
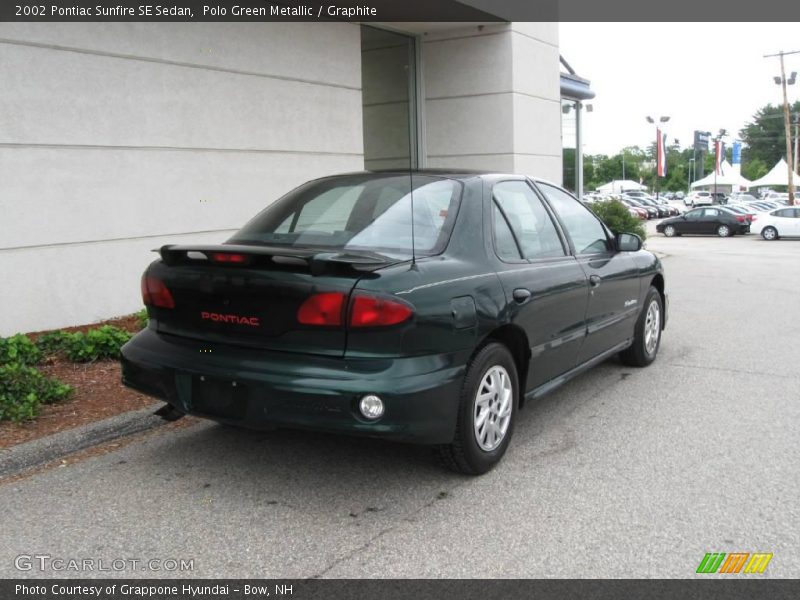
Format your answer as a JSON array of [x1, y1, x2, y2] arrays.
[[794, 112, 799, 172], [765, 50, 799, 206]]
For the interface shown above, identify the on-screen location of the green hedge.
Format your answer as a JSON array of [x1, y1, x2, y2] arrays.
[[590, 200, 647, 241]]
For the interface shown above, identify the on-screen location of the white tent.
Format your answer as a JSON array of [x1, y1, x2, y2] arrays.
[[748, 158, 799, 188], [691, 160, 751, 191], [596, 179, 647, 193]]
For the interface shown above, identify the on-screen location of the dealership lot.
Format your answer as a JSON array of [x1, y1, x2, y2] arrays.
[[0, 228, 798, 578]]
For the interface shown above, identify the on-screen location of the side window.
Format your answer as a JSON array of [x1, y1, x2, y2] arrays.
[[703, 208, 719, 217], [685, 209, 702, 219], [492, 204, 522, 261], [775, 208, 794, 218], [492, 181, 566, 260], [538, 183, 611, 255]]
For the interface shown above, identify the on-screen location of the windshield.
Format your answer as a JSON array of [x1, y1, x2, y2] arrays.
[[228, 174, 462, 258]]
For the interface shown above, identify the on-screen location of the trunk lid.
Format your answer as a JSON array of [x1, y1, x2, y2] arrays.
[[146, 244, 400, 357]]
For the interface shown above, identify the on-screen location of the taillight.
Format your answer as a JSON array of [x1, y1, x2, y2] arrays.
[[736, 215, 745, 223], [751, 215, 758, 222], [297, 292, 345, 326], [209, 252, 248, 264], [350, 295, 413, 328], [141, 275, 175, 309]]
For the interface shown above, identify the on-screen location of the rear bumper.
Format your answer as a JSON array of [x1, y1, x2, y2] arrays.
[[120, 328, 467, 444]]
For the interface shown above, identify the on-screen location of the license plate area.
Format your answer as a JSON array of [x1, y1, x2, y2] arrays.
[[191, 375, 248, 419]]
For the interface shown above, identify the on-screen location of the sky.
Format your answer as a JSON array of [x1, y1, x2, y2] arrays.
[[558, 23, 800, 156]]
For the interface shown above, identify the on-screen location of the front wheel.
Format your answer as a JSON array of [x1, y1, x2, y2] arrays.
[[663, 224, 676, 237], [619, 286, 662, 367], [436, 343, 518, 475], [762, 226, 778, 241], [717, 224, 732, 237]]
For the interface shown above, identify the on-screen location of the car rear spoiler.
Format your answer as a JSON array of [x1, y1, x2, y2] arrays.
[[156, 244, 400, 276]]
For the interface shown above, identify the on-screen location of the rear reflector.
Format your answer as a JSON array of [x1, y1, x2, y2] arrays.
[[350, 296, 413, 328], [297, 292, 345, 326], [209, 252, 248, 264], [141, 275, 175, 309]]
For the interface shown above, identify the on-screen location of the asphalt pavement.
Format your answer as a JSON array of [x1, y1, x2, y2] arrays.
[[1, 219, 798, 578]]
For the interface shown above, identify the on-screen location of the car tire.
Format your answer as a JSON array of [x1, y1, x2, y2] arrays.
[[762, 226, 779, 241], [436, 342, 518, 476], [619, 286, 662, 368], [663, 225, 676, 237], [717, 224, 731, 237]]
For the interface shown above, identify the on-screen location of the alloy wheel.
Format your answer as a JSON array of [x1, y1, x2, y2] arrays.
[[473, 365, 513, 452], [644, 300, 661, 356]]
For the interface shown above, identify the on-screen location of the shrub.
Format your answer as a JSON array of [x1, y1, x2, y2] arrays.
[[35, 330, 70, 355], [0, 363, 72, 422], [591, 200, 647, 241], [137, 308, 149, 330], [63, 325, 132, 362], [0, 334, 42, 366]]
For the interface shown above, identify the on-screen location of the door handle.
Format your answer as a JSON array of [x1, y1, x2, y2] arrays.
[[512, 288, 532, 303], [589, 275, 602, 288]]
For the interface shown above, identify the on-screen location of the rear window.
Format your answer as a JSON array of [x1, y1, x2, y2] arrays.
[[229, 174, 462, 258]]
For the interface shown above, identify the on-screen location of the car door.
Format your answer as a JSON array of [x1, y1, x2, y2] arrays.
[[680, 208, 704, 233], [775, 208, 800, 235], [487, 179, 589, 390], [790, 208, 800, 235], [536, 182, 641, 365], [698, 208, 723, 233]]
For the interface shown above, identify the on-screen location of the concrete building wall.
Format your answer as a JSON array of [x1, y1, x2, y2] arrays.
[[0, 23, 364, 335], [421, 23, 561, 180]]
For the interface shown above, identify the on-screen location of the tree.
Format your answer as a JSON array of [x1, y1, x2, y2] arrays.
[[741, 157, 769, 181], [739, 101, 800, 166]]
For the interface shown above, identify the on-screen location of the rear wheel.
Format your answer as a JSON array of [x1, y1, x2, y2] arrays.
[[436, 343, 518, 475], [762, 226, 778, 241], [620, 286, 662, 367], [663, 225, 676, 237], [717, 224, 732, 237]]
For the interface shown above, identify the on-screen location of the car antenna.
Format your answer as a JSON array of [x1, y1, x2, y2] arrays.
[[408, 129, 417, 270]]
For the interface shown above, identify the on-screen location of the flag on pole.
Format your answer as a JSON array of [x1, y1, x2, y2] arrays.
[[656, 128, 667, 177]]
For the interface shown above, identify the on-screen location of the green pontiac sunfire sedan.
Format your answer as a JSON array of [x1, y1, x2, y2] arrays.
[[121, 170, 667, 474]]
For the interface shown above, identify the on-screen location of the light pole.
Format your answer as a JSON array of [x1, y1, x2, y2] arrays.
[[713, 129, 727, 201], [646, 115, 670, 199], [688, 157, 695, 191], [765, 49, 798, 206]]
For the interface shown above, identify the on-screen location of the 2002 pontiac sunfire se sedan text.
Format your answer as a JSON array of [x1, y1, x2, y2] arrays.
[[121, 171, 667, 474]]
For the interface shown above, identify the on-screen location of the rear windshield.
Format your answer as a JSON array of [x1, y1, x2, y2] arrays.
[[229, 174, 462, 258]]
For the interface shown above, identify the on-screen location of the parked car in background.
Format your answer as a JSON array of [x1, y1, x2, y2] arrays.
[[620, 196, 657, 219], [656, 206, 749, 237], [710, 192, 728, 204], [763, 192, 789, 204], [675, 191, 685, 200], [635, 197, 670, 218], [686, 191, 713, 207], [121, 170, 667, 475], [728, 192, 759, 204], [751, 207, 800, 240]]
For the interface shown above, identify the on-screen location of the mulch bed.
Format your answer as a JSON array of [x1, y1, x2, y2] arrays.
[[0, 314, 156, 449]]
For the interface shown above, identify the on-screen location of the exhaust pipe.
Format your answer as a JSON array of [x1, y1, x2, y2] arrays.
[[154, 403, 185, 422]]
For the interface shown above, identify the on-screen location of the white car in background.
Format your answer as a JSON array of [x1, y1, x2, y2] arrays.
[[751, 207, 800, 240], [685, 191, 713, 207]]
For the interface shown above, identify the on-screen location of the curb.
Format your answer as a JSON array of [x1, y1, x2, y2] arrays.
[[0, 403, 166, 479]]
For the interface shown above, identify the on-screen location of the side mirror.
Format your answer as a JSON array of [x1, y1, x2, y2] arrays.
[[616, 232, 642, 252]]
